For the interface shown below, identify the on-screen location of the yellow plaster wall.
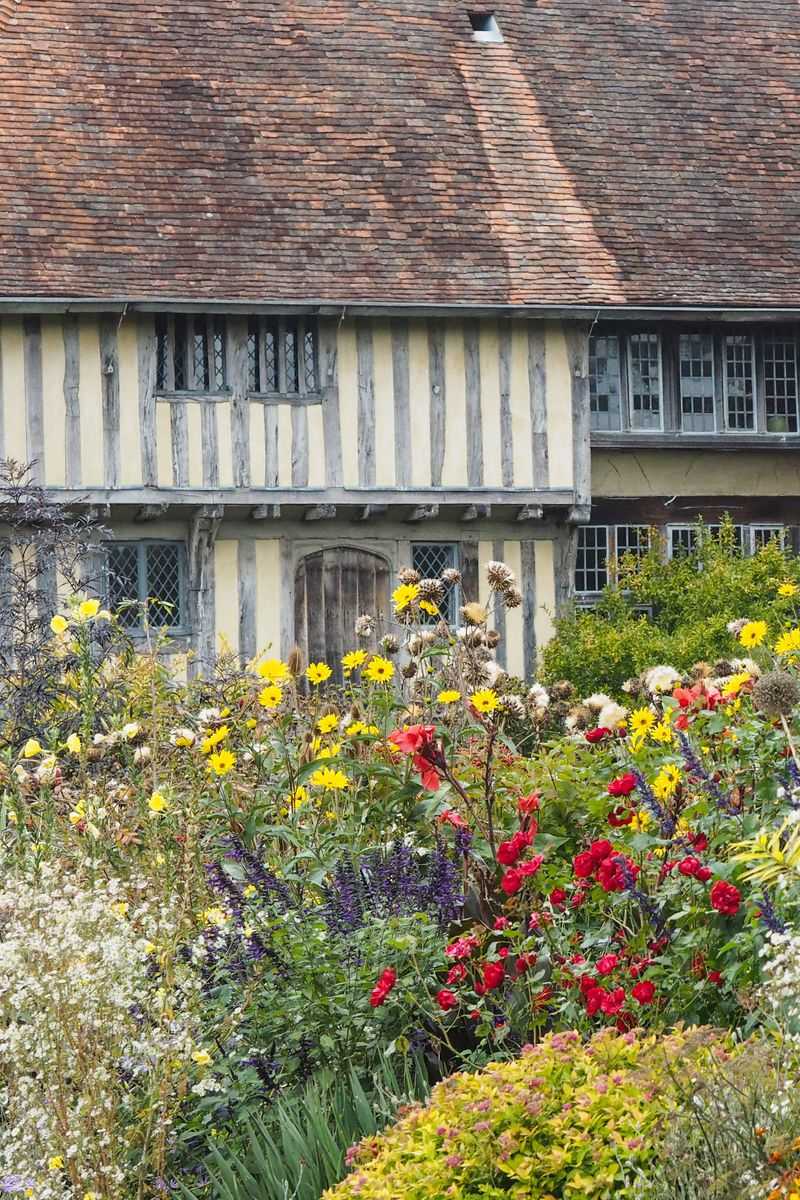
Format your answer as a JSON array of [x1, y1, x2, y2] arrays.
[[592, 450, 800, 497]]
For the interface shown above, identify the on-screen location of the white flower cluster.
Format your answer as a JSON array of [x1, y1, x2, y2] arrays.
[[0, 866, 198, 1199], [760, 930, 800, 1036]]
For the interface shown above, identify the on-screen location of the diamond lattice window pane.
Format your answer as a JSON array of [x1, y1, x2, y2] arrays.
[[107, 544, 141, 628], [155, 321, 169, 391], [304, 329, 318, 392], [247, 329, 259, 392], [211, 327, 226, 390], [146, 544, 182, 628], [411, 544, 457, 622], [285, 326, 299, 392]]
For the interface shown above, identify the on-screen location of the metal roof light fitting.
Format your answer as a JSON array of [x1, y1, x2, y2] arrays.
[[468, 9, 504, 43]]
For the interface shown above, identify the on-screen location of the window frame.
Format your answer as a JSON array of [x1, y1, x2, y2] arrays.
[[247, 317, 321, 398], [105, 540, 189, 636], [626, 331, 664, 432], [155, 314, 229, 397], [410, 542, 460, 624], [575, 524, 652, 598], [678, 331, 717, 433]]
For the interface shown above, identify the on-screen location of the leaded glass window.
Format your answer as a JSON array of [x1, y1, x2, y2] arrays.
[[247, 319, 319, 395], [615, 525, 651, 562], [155, 316, 227, 392], [589, 335, 621, 430], [411, 543, 458, 623], [724, 335, 755, 430], [763, 336, 799, 433], [628, 333, 662, 430], [575, 526, 608, 593], [106, 542, 187, 632], [679, 332, 715, 431]]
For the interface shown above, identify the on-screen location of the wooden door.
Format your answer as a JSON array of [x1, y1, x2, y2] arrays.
[[294, 547, 390, 679]]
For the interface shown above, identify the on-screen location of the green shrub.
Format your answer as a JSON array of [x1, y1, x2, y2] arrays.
[[324, 1027, 724, 1200], [542, 525, 799, 694]]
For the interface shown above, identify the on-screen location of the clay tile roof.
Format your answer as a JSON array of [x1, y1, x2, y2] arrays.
[[0, 1, 799, 307]]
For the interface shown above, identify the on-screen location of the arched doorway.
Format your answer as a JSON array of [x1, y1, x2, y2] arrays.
[[294, 547, 391, 679]]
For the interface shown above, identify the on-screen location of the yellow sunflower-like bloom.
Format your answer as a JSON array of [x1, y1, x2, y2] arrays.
[[258, 684, 283, 710], [148, 791, 168, 813], [257, 657, 290, 682], [392, 582, 420, 612], [778, 582, 799, 598], [317, 713, 340, 734], [49, 614, 69, 635], [78, 598, 101, 620], [306, 662, 333, 685], [470, 688, 499, 715], [437, 689, 462, 704], [738, 620, 767, 648], [310, 765, 349, 790], [201, 725, 229, 753], [652, 764, 681, 800], [342, 649, 368, 675], [364, 656, 395, 683], [775, 628, 800, 655], [208, 748, 236, 776]]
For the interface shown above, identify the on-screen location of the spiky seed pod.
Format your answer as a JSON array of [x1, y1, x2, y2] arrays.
[[354, 614, 375, 639], [435, 620, 451, 639], [463, 627, 487, 649], [712, 660, 735, 679], [752, 670, 800, 717], [486, 560, 515, 591], [287, 645, 303, 676], [419, 629, 436, 646], [407, 635, 423, 657], [418, 577, 445, 603], [691, 661, 714, 679], [500, 694, 525, 719], [726, 618, 749, 636], [461, 601, 489, 626], [504, 587, 523, 609], [550, 679, 576, 701], [397, 567, 421, 585], [566, 703, 593, 731], [380, 634, 400, 655], [441, 567, 462, 586], [402, 661, 418, 679], [486, 629, 501, 649]]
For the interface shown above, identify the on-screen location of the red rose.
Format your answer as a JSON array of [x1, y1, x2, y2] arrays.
[[608, 773, 637, 797], [696, 865, 712, 882], [608, 806, 633, 827], [691, 833, 709, 852], [678, 856, 701, 877], [445, 935, 479, 960], [631, 980, 656, 1005], [446, 963, 466, 985], [493, 916, 510, 931], [586, 727, 612, 743], [497, 839, 521, 866], [707, 970, 723, 986], [597, 859, 624, 892], [710, 880, 741, 916], [573, 851, 595, 879], [596, 953, 619, 976], [589, 839, 614, 864], [518, 792, 541, 814], [500, 868, 523, 895], [600, 987, 626, 1015], [519, 854, 544, 877], [585, 986, 606, 1016], [515, 953, 536, 974], [498, 946, 509, 958], [483, 961, 505, 990], [549, 887, 567, 908], [469, 1009, 481, 1020], [436, 988, 458, 1011]]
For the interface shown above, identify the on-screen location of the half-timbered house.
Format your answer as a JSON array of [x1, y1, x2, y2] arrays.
[[0, 1, 798, 675]]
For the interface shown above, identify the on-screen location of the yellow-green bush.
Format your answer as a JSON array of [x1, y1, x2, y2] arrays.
[[325, 1027, 725, 1200]]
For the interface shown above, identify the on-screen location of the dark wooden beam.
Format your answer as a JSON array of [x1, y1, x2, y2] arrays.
[[462, 504, 491, 521]]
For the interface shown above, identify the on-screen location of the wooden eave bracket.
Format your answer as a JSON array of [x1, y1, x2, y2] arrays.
[[406, 504, 439, 523]]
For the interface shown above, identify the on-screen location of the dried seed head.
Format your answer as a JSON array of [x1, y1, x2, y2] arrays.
[[500, 694, 525, 719], [486, 629, 501, 649], [752, 670, 800, 717], [407, 635, 423, 657], [503, 587, 523, 609], [691, 661, 714, 679], [287, 645, 303, 676], [419, 629, 436, 646], [380, 634, 400, 655], [441, 567, 462, 586], [463, 627, 487, 649], [461, 601, 488, 626], [418, 577, 445, 602], [397, 567, 421, 585], [712, 659, 735, 679], [354, 614, 375, 639], [402, 661, 418, 679], [486, 560, 516, 591], [549, 679, 576, 701]]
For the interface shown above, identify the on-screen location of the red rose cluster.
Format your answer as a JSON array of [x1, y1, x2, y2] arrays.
[[573, 947, 658, 1025], [369, 967, 397, 1008], [497, 798, 544, 895], [572, 840, 638, 893]]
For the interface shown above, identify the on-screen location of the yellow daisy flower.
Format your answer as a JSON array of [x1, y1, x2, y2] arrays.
[[21, 738, 42, 759], [201, 725, 229, 754], [775, 629, 800, 655], [392, 582, 420, 612], [48, 1157, 64, 1172], [419, 599, 439, 616], [191, 1049, 212, 1067], [721, 670, 751, 696], [78, 597, 101, 620], [342, 649, 367, 676], [110, 901, 129, 919], [345, 720, 367, 736], [49, 613, 68, 634], [437, 689, 462, 704], [629, 708, 656, 736], [258, 684, 283, 710], [208, 748, 236, 776], [629, 810, 652, 833], [650, 718, 675, 745], [66, 733, 81, 755], [317, 713, 340, 734], [652, 763, 682, 800], [306, 662, 333, 685], [738, 620, 767, 648], [148, 791, 168, 814], [257, 658, 290, 681], [470, 688, 499, 715], [310, 765, 349, 790], [202, 907, 228, 926], [286, 785, 308, 807], [778, 581, 799, 598], [364, 656, 395, 683]]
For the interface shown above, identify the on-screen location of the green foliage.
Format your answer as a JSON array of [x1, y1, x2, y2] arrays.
[[541, 523, 799, 694], [325, 1028, 724, 1200], [193, 1058, 430, 1200]]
